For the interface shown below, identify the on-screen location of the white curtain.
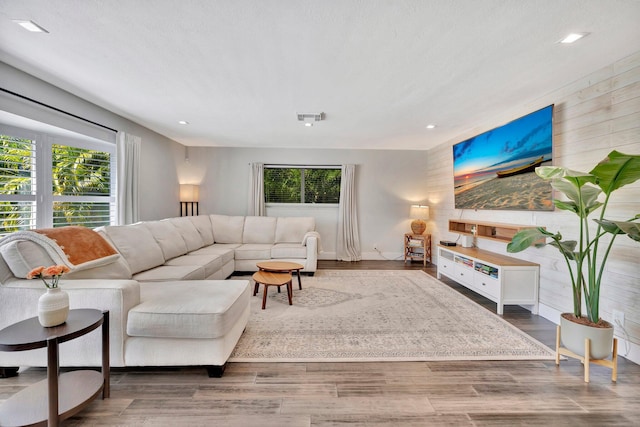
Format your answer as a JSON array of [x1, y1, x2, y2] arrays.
[[337, 164, 361, 261], [116, 131, 141, 225], [248, 162, 265, 216]]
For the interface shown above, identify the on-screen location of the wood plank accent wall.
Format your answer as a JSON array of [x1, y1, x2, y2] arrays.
[[426, 51, 640, 353]]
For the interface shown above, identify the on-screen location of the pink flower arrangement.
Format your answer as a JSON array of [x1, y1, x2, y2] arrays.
[[27, 265, 71, 289]]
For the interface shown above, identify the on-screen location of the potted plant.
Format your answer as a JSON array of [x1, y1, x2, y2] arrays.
[[507, 150, 640, 359]]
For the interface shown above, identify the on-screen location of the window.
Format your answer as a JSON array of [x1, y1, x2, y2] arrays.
[[51, 143, 113, 228], [0, 135, 37, 232], [0, 125, 116, 235], [264, 166, 341, 204]]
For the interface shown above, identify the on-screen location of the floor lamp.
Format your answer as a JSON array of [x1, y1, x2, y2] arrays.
[[180, 184, 199, 216]]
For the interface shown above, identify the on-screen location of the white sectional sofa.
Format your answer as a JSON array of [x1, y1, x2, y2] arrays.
[[0, 214, 318, 377], [96, 214, 318, 281]]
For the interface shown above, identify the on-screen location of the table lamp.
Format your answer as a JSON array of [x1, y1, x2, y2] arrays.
[[409, 205, 429, 235]]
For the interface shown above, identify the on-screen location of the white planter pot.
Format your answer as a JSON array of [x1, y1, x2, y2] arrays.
[[38, 288, 69, 327], [560, 314, 614, 360]]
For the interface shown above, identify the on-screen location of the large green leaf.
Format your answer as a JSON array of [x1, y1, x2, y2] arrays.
[[552, 199, 579, 214], [551, 179, 602, 216], [506, 227, 548, 252], [548, 240, 579, 260], [619, 222, 640, 242], [594, 219, 624, 235], [537, 166, 596, 185], [590, 151, 640, 195], [596, 219, 640, 242]]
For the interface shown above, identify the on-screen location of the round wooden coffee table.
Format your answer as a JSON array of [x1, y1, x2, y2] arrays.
[[256, 261, 304, 290], [252, 271, 293, 309]]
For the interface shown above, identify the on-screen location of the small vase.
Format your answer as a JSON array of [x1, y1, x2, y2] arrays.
[[38, 288, 69, 327]]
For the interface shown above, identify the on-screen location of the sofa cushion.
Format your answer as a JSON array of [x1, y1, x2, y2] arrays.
[[164, 254, 223, 278], [234, 244, 273, 260], [0, 240, 56, 278], [188, 244, 236, 264], [210, 215, 244, 243], [275, 217, 316, 243], [65, 255, 133, 279], [188, 215, 215, 246], [169, 217, 204, 252], [128, 280, 251, 339], [133, 265, 205, 281], [270, 243, 307, 259], [144, 221, 188, 261], [242, 216, 277, 244], [103, 224, 165, 274]]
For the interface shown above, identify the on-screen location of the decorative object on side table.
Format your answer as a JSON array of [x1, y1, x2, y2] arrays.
[[507, 150, 640, 382], [27, 265, 71, 327], [409, 205, 429, 235]]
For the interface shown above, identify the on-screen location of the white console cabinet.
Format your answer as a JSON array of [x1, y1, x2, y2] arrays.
[[437, 245, 539, 315]]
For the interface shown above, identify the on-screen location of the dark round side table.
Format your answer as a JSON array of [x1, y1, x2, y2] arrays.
[[0, 309, 110, 427]]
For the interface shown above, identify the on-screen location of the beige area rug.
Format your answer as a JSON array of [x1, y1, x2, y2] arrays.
[[229, 270, 556, 362]]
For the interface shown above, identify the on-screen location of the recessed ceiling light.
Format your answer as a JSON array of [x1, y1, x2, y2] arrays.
[[178, 120, 189, 125], [559, 33, 588, 44], [426, 124, 436, 129], [12, 19, 49, 33]]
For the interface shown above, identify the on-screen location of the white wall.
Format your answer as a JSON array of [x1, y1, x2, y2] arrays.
[[179, 147, 429, 259], [0, 62, 183, 221], [425, 51, 640, 360]]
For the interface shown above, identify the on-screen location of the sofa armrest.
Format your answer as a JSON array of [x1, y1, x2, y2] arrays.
[[0, 279, 140, 367], [303, 236, 318, 272]]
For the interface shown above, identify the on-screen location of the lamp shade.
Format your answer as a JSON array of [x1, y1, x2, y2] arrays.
[[409, 205, 429, 220], [179, 184, 200, 202], [409, 205, 429, 235]]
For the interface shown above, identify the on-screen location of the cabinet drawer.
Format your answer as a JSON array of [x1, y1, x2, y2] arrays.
[[474, 271, 499, 298], [453, 264, 473, 286], [439, 257, 454, 276]]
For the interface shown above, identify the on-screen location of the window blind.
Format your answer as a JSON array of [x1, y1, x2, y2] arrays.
[[0, 135, 37, 233], [264, 166, 341, 204]]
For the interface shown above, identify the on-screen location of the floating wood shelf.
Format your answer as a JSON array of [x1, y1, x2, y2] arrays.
[[448, 219, 541, 243]]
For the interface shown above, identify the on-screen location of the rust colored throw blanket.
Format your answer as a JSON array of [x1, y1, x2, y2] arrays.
[[34, 226, 117, 265]]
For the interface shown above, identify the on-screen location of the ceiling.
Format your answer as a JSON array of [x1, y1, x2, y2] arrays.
[[1, 1, 639, 151]]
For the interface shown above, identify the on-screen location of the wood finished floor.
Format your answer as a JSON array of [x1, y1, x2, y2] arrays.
[[2, 260, 639, 426]]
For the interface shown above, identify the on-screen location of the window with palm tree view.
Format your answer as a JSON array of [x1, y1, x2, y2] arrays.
[[264, 166, 341, 204], [0, 131, 115, 235]]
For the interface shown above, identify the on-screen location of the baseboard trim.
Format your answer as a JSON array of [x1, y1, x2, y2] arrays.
[[361, 251, 404, 261]]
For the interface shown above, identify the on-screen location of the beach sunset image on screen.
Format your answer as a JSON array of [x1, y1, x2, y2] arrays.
[[453, 105, 554, 211]]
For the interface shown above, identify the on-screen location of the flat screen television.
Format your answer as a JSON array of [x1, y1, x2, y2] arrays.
[[453, 105, 554, 211]]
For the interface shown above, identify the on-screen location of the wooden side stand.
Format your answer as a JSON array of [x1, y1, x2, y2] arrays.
[[404, 233, 432, 267], [555, 325, 618, 383]]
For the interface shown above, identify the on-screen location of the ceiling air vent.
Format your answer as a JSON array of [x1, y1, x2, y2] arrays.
[[297, 112, 325, 126]]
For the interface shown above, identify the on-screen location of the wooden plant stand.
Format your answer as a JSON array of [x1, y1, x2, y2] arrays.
[[555, 325, 618, 383]]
